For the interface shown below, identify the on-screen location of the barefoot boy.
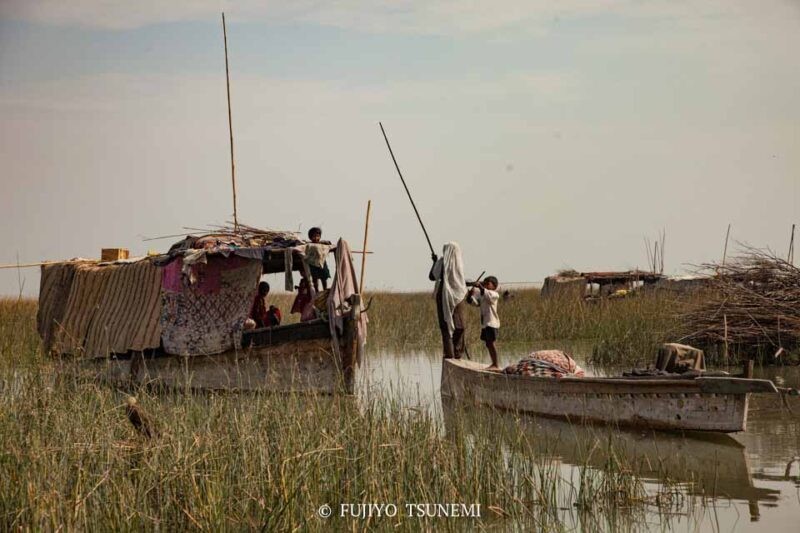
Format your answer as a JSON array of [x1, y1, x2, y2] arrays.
[[305, 227, 332, 292], [468, 276, 501, 370]]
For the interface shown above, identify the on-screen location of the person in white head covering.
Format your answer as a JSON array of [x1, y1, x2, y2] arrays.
[[428, 242, 467, 358]]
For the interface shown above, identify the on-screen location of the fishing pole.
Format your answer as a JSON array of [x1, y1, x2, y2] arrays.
[[460, 270, 485, 362], [379, 122, 435, 257]]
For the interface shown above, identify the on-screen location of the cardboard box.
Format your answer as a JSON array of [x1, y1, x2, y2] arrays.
[[101, 248, 129, 262]]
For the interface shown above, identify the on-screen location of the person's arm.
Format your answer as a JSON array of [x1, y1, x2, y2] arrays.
[[466, 287, 481, 306], [428, 256, 440, 282], [249, 296, 257, 319]]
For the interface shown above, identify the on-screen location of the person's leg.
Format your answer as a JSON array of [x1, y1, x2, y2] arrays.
[[451, 328, 465, 359], [451, 301, 466, 359], [486, 340, 499, 369], [321, 263, 330, 291], [436, 287, 454, 358]]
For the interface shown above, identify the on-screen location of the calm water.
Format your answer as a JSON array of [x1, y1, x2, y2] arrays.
[[361, 344, 800, 532]]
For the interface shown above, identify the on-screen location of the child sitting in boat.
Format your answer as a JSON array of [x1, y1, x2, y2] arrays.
[[290, 278, 317, 322], [250, 281, 282, 328], [467, 275, 501, 371], [305, 227, 331, 292], [503, 350, 585, 378]]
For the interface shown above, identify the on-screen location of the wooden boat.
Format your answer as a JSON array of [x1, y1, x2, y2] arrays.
[[83, 312, 363, 395], [441, 359, 779, 432], [38, 231, 366, 395]]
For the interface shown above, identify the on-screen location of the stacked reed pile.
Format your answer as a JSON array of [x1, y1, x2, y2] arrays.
[[679, 249, 800, 356]]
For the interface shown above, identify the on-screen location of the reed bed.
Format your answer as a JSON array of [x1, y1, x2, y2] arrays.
[[0, 298, 711, 531], [679, 249, 800, 361], [366, 289, 687, 367]]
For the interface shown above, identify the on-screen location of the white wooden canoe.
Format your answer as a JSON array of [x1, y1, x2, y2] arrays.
[[441, 359, 779, 432]]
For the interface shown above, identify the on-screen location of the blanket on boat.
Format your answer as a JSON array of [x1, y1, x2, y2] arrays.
[[503, 350, 585, 378]]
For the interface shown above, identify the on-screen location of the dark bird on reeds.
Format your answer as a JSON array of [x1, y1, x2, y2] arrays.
[[124, 396, 157, 439]]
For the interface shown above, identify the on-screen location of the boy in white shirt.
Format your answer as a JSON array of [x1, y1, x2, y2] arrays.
[[468, 276, 501, 370]]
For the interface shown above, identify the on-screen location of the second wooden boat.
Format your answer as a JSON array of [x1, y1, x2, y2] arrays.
[[441, 359, 779, 432]]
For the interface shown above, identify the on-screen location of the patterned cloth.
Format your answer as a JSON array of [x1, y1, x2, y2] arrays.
[[161, 256, 262, 356], [503, 350, 585, 378]]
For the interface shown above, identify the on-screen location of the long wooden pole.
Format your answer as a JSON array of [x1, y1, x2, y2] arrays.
[[379, 122, 435, 256], [222, 12, 239, 232], [0, 261, 58, 269], [722, 223, 731, 267], [789, 223, 795, 264], [359, 200, 372, 293]]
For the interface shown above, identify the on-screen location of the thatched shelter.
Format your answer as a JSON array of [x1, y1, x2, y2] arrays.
[[541, 269, 664, 300], [37, 229, 318, 358]]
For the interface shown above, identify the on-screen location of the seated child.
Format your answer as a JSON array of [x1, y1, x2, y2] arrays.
[[467, 275, 501, 371], [305, 227, 331, 292], [250, 281, 281, 328], [290, 278, 317, 322]]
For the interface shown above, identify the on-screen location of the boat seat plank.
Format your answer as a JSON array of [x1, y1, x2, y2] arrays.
[[242, 319, 330, 348]]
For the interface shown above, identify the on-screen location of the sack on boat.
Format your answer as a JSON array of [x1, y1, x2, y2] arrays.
[[503, 350, 585, 378]]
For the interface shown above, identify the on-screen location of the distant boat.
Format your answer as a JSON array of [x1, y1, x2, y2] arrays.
[[441, 359, 779, 432], [37, 230, 366, 394]]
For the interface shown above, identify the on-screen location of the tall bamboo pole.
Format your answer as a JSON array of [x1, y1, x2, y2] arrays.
[[722, 223, 731, 267], [359, 200, 372, 293], [222, 12, 239, 232], [379, 122, 435, 257]]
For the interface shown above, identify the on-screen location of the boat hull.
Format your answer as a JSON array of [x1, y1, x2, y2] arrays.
[[441, 359, 773, 432], [85, 337, 355, 395]]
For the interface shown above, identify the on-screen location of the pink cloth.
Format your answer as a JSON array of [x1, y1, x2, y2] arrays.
[[161, 255, 254, 295], [161, 258, 183, 293], [327, 239, 367, 344]]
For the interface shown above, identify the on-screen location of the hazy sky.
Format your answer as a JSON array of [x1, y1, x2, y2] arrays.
[[1, 1, 798, 296]]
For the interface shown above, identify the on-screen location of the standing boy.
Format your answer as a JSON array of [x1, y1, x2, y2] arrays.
[[305, 227, 331, 292], [468, 276, 501, 370]]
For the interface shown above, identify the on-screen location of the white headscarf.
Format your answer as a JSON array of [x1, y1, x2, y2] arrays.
[[438, 242, 466, 334]]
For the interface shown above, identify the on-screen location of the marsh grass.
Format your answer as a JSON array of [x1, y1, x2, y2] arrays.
[[0, 298, 709, 530], [366, 289, 689, 366], [0, 377, 701, 531]]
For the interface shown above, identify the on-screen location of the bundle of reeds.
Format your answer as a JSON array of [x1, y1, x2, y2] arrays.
[[679, 248, 800, 353]]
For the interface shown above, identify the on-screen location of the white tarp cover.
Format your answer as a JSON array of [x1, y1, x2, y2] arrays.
[[432, 242, 466, 335]]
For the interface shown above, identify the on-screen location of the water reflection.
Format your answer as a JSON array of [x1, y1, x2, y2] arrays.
[[363, 347, 800, 530], [443, 400, 779, 521]]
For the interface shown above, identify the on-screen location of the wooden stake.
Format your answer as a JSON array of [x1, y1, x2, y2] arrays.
[[359, 200, 372, 293], [789, 223, 795, 264], [653, 241, 658, 273], [222, 12, 239, 232], [743, 359, 754, 379], [722, 223, 731, 267], [723, 314, 729, 364]]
